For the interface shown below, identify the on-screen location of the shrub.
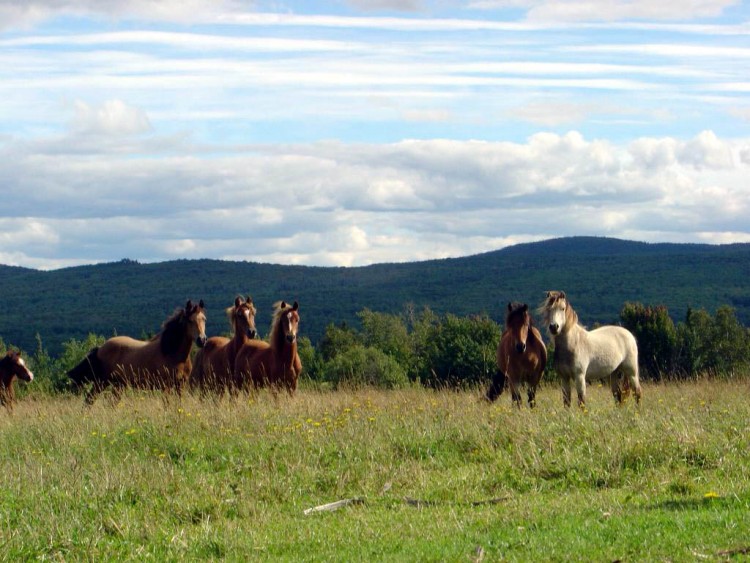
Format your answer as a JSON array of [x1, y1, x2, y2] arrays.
[[620, 302, 677, 379], [324, 345, 408, 389], [412, 312, 500, 388]]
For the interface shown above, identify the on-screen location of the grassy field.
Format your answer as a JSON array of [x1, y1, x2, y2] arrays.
[[1, 380, 749, 561]]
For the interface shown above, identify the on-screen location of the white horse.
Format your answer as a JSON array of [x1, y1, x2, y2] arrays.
[[540, 291, 641, 407]]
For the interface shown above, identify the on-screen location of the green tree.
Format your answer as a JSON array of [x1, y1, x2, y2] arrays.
[[324, 345, 408, 389], [415, 313, 500, 388], [675, 306, 750, 377], [620, 303, 677, 380], [296, 336, 324, 381], [706, 306, 750, 375], [357, 309, 414, 373], [318, 322, 361, 362]]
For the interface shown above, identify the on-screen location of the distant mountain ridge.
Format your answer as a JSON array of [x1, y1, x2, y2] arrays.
[[1, 236, 749, 355]]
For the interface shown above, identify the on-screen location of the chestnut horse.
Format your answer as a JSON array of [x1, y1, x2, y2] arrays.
[[67, 300, 207, 404], [540, 291, 641, 407], [0, 349, 34, 411], [486, 302, 547, 407], [190, 295, 257, 396], [234, 301, 301, 394]]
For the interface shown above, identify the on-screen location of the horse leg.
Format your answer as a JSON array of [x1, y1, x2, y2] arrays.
[[625, 366, 642, 405], [561, 376, 572, 407], [0, 383, 12, 413], [509, 378, 522, 408], [527, 385, 537, 408], [485, 369, 506, 402], [575, 375, 586, 408], [610, 372, 623, 404], [108, 382, 124, 407], [85, 379, 108, 406]]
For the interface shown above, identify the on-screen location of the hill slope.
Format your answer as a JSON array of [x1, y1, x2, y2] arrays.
[[1, 237, 749, 355]]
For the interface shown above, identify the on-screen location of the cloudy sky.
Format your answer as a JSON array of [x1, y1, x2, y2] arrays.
[[1, 0, 749, 270]]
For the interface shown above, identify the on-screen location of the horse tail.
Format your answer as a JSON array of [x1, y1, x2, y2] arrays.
[[485, 369, 506, 402], [67, 348, 103, 389]]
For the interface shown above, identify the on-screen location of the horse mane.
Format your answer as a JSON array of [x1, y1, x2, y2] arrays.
[[538, 291, 579, 330], [506, 302, 532, 328], [268, 301, 288, 342], [226, 296, 256, 331], [158, 308, 188, 356]]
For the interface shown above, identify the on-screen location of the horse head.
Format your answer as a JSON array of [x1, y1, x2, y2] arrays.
[[186, 299, 208, 348], [543, 291, 572, 336], [279, 301, 300, 344], [506, 302, 532, 353], [2, 350, 34, 383], [232, 295, 257, 339]]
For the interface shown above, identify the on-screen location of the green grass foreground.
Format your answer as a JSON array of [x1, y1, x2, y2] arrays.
[[1, 381, 749, 561]]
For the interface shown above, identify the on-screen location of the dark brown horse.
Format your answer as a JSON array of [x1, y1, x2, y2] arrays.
[[0, 350, 34, 411], [190, 295, 257, 396], [67, 300, 207, 404], [486, 302, 547, 407], [234, 301, 301, 394]]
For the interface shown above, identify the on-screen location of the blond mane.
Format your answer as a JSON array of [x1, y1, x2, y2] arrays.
[[538, 290, 578, 330]]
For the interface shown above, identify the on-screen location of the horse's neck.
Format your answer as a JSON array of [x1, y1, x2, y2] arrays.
[[165, 332, 193, 363], [231, 325, 250, 349], [271, 329, 297, 362]]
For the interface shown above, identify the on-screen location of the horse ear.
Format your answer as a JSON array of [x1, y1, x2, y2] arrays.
[[507, 302, 513, 312], [185, 300, 193, 311], [280, 301, 287, 309], [235, 296, 243, 307], [246, 295, 252, 304], [559, 292, 566, 300], [292, 301, 299, 311], [198, 299, 205, 309], [522, 304, 528, 312]]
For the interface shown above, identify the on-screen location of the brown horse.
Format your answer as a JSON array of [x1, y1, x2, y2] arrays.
[[486, 302, 547, 407], [0, 350, 34, 411], [234, 300, 301, 394], [67, 300, 207, 404], [190, 295, 257, 396]]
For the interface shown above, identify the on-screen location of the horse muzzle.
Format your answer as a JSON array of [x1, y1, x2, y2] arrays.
[[515, 342, 526, 353], [246, 328, 257, 339], [286, 334, 297, 344], [549, 323, 559, 335], [196, 336, 207, 348]]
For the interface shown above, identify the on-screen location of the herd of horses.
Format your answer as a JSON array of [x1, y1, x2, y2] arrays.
[[0, 291, 642, 410]]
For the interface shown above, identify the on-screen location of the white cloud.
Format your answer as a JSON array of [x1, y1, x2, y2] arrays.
[[469, 0, 739, 22], [512, 100, 591, 126], [0, 0, 253, 29], [1, 129, 748, 269], [678, 130, 734, 169], [71, 99, 152, 136], [344, 0, 425, 11]]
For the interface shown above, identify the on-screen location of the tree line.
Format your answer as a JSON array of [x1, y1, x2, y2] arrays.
[[2, 302, 749, 394]]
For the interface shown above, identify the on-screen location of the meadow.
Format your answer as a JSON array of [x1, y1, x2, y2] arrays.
[[1, 380, 749, 561]]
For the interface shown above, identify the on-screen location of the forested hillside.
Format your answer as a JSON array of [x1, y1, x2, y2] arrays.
[[1, 237, 749, 355]]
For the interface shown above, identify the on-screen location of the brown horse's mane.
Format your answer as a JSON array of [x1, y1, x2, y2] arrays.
[[506, 302, 533, 328], [157, 308, 189, 356], [268, 301, 291, 349]]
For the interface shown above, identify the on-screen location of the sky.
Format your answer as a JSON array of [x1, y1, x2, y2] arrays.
[[1, 0, 749, 270]]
